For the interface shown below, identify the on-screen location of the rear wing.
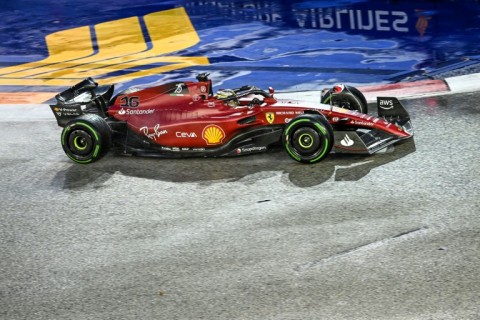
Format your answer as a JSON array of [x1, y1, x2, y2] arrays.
[[49, 77, 114, 127]]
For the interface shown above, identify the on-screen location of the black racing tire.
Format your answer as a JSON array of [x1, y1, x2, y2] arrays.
[[321, 85, 368, 114], [61, 114, 111, 164], [283, 114, 334, 164]]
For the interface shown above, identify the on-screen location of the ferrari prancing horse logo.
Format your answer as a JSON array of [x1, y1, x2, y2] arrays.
[[266, 112, 275, 124]]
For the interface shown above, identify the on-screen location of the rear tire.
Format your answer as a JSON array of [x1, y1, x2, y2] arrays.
[[61, 114, 111, 164], [283, 114, 334, 164], [321, 85, 368, 114]]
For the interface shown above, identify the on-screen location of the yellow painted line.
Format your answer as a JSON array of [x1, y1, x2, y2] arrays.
[[143, 9, 201, 55], [8, 17, 146, 79], [0, 7, 209, 87], [0, 92, 54, 104], [0, 57, 209, 86], [28, 8, 205, 80], [0, 26, 94, 76]]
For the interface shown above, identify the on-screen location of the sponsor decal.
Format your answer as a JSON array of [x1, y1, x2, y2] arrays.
[[174, 83, 183, 94], [332, 117, 339, 122], [54, 106, 81, 117], [379, 99, 394, 110], [200, 86, 207, 93], [118, 108, 154, 115], [275, 111, 304, 115], [176, 132, 198, 138], [202, 124, 225, 145], [236, 146, 267, 154], [192, 94, 201, 102], [266, 112, 275, 124], [293, 8, 409, 33], [285, 118, 292, 123], [140, 124, 167, 141], [352, 120, 374, 126], [207, 101, 215, 108], [120, 96, 140, 108], [162, 147, 206, 152], [340, 134, 354, 147]]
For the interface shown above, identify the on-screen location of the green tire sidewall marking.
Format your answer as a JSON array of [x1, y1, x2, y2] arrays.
[[93, 145, 100, 158], [309, 139, 330, 163], [314, 123, 327, 135], [284, 117, 331, 163], [298, 133, 314, 149], [76, 122, 100, 141], [61, 125, 70, 146], [285, 119, 311, 136], [62, 122, 100, 146], [62, 121, 101, 163], [66, 153, 92, 164], [309, 123, 330, 163], [285, 143, 301, 161]]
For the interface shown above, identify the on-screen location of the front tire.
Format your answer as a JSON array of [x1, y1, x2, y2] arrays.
[[61, 114, 111, 164], [283, 114, 334, 164], [321, 85, 368, 114]]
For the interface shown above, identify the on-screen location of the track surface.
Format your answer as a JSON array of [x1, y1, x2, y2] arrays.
[[1, 93, 480, 319]]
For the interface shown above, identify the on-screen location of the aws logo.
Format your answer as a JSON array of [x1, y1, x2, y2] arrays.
[[0, 7, 209, 87]]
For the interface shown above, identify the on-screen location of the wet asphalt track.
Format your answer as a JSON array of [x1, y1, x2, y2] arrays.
[[1, 92, 480, 320]]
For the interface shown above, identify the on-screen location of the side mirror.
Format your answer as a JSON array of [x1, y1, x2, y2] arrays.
[[268, 87, 275, 97], [332, 84, 345, 94]]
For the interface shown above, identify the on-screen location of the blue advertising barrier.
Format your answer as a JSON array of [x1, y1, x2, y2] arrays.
[[0, 0, 479, 96]]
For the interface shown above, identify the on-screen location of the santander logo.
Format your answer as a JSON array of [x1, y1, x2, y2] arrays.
[[340, 134, 354, 147]]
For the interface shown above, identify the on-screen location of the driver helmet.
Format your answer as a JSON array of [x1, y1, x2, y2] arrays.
[[216, 89, 238, 107]]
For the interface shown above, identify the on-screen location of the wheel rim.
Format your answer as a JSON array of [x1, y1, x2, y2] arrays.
[[298, 133, 314, 149], [291, 127, 321, 156], [68, 129, 94, 156], [331, 92, 365, 113], [73, 136, 88, 151]]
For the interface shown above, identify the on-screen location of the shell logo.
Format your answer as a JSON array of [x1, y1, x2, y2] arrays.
[[202, 125, 225, 145]]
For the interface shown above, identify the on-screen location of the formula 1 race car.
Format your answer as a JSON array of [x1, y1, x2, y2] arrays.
[[50, 73, 413, 164]]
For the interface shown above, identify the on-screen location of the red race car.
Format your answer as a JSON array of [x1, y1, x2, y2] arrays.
[[50, 73, 413, 164]]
